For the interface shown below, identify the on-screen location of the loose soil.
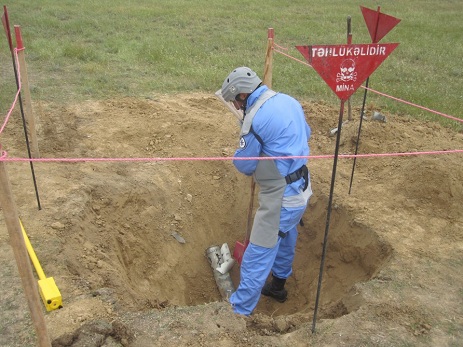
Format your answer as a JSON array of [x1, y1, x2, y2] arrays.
[[0, 93, 462, 346]]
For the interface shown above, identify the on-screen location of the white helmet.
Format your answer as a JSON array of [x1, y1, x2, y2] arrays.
[[221, 67, 262, 102]]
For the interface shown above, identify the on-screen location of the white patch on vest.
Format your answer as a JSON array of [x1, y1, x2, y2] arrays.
[[239, 137, 246, 148]]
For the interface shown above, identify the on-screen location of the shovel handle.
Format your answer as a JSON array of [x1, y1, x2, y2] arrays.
[[241, 37, 270, 247], [244, 179, 256, 244]]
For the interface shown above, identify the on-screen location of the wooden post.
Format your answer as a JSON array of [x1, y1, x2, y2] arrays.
[[263, 28, 274, 88], [244, 28, 274, 240], [239, 27, 275, 260], [14, 25, 40, 159], [0, 158, 51, 347]]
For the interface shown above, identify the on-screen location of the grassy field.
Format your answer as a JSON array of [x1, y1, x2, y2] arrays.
[[1, 0, 462, 127]]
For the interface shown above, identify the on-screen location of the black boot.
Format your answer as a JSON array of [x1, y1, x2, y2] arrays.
[[261, 275, 287, 303]]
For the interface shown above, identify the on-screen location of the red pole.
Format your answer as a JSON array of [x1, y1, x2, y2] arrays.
[[1, 6, 14, 51], [14, 25, 40, 159]]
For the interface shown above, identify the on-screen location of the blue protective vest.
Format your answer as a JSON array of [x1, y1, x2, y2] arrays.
[[233, 87, 311, 248]]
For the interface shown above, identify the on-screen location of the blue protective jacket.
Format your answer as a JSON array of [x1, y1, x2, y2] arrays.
[[233, 85, 311, 197]]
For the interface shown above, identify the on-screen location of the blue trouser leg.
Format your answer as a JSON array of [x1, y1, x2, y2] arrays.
[[229, 241, 279, 315], [230, 205, 306, 315], [272, 206, 306, 279], [271, 226, 298, 279]]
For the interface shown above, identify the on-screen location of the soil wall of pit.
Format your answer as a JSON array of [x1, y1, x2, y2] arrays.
[[6, 95, 393, 318]]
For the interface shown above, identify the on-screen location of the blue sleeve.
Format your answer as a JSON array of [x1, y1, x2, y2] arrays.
[[232, 133, 262, 176]]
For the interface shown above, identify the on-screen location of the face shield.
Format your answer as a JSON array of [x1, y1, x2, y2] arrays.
[[215, 89, 244, 125]]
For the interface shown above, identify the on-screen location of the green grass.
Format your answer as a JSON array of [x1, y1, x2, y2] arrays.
[[1, 0, 462, 128]]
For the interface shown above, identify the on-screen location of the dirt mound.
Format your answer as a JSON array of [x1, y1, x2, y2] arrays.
[[1, 94, 462, 346]]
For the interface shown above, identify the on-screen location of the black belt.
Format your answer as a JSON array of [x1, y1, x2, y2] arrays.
[[285, 164, 309, 191], [279, 224, 304, 238]]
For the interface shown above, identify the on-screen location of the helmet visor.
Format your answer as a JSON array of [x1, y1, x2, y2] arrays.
[[215, 89, 244, 123]]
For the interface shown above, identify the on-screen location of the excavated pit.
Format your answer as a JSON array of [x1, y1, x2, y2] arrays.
[[59, 168, 392, 319], [30, 96, 395, 320], [2, 94, 463, 346]]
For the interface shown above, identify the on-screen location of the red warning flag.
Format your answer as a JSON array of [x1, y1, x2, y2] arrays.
[[296, 43, 399, 101], [361, 6, 401, 43]]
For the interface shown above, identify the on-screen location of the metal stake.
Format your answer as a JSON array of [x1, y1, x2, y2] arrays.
[[312, 100, 345, 333], [348, 77, 369, 194], [2, 6, 41, 210]]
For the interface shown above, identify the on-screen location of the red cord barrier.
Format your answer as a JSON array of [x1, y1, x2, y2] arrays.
[[0, 48, 23, 134], [1, 149, 462, 163], [363, 86, 463, 123], [1, 45, 462, 165]]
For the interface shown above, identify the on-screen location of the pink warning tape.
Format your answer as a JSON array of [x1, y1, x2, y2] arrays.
[[0, 88, 20, 134], [0, 48, 22, 135], [363, 86, 463, 123], [1, 44, 461, 165], [1, 149, 462, 163]]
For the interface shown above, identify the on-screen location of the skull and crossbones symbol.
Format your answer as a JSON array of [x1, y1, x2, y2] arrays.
[[336, 59, 357, 82]]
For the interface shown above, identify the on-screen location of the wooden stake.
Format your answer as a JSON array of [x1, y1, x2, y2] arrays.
[[0, 159, 51, 347], [14, 25, 40, 159], [252, 28, 274, 206], [263, 28, 274, 88], [237, 27, 275, 261]]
